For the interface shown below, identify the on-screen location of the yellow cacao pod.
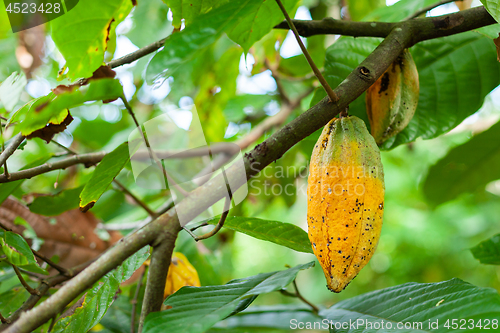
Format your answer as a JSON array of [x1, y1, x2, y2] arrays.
[[366, 49, 419, 145], [307, 115, 384, 292], [163, 252, 201, 299]]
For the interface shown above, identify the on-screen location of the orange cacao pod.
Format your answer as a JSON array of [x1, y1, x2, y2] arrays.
[[307, 115, 385, 292]]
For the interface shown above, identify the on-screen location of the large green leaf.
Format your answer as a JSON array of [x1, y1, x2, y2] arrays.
[[211, 305, 321, 332], [163, 0, 220, 28], [143, 262, 315, 333], [482, 1, 500, 24], [320, 278, 500, 333], [471, 234, 500, 265], [79, 142, 130, 211], [318, 29, 500, 150], [423, 121, 500, 206], [50, 0, 133, 80], [205, 216, 313, 254], [226, 0, 298, 52], [52, 245, 150, 333], [0, 230, 48, 275], [29, 185, 84, 216], [146, 0, 298, 82], [17, 79, 124, 136]]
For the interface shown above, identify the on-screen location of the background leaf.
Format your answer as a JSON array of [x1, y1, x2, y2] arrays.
[[471, 234, 500, 265], [143, 262, 314, 333], [29, 185, 84, 216], [423, 120, 500, 206], [0, 72, 26, 112], [0, 230, 47, 274], [320, 278, 500, 333], [205, 216, 313, 254]]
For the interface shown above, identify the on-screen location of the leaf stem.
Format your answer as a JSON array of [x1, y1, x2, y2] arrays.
[[274, 0, 338, 103]]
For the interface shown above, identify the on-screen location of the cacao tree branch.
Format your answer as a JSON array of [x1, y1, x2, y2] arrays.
[[0, 151, 106, 183], [3, 8, 497, 333], [0, 134, 25, 169], [138, 239, 177, 333], [274, 5, 493, 42]]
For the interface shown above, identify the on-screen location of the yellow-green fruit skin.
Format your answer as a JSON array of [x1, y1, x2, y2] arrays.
[[366, 49, 419, 145], [307, 116, 385, 292]]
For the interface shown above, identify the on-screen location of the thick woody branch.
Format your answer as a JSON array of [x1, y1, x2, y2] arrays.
[[274, 6, 494, 43], [138, 241, 176, 333], [3, 8, 496, 333]]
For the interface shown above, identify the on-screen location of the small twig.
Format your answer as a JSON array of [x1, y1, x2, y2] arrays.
[[47, 316, 56, 333], [113, 179, 157, 218], [0, 133, 25, 168], [292, 279, 319, 314], [279, 279, 319, 314], [107, 38, 166, 69], [131, 266, 147, 333], [11, 264, 40, 296], [193, 168, 232, 241], [189, 222, 208, 232], [264, 59, 290, 105], [405, 0, 460, 20], [32, 249, 72, 277], [0, 312, 9, 324], [274, 0, 338, 103], [51, 139, 77, 155]]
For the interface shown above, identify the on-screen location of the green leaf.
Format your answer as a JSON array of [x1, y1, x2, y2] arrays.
[[212, 305, 321, 331], [50, 0, 133, 80], [320, 30, 500, 150], [147, 0, 259, 82], [423, 121, 500, 206], [18, 79, 124, 136], [364, 0, 439, 22], [206, 216, 313, 254], [223, 94, 274, 123], [147, 0, 298, 82], [482, 1, 500, 24], [226, 0, 298, 52], [52, 246, 150, 333], [0, 155, 52, 205], [346, 0, 385, 21], [143, 262, 315, 333], [320, 278, 500, 333], [163, 0, 220, 28], [471, 234, 500, 265], [0, 71, 26, 112], [29, 185, 84, 216], [0, 288, 30, 318], [0, 230, 48, 275], [79, 142, 130, 211]]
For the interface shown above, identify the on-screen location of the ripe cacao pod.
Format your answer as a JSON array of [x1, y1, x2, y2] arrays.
[[307, 115, 385, 292], [366, 49, 419, 145], [164, 252, 201, 299]]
